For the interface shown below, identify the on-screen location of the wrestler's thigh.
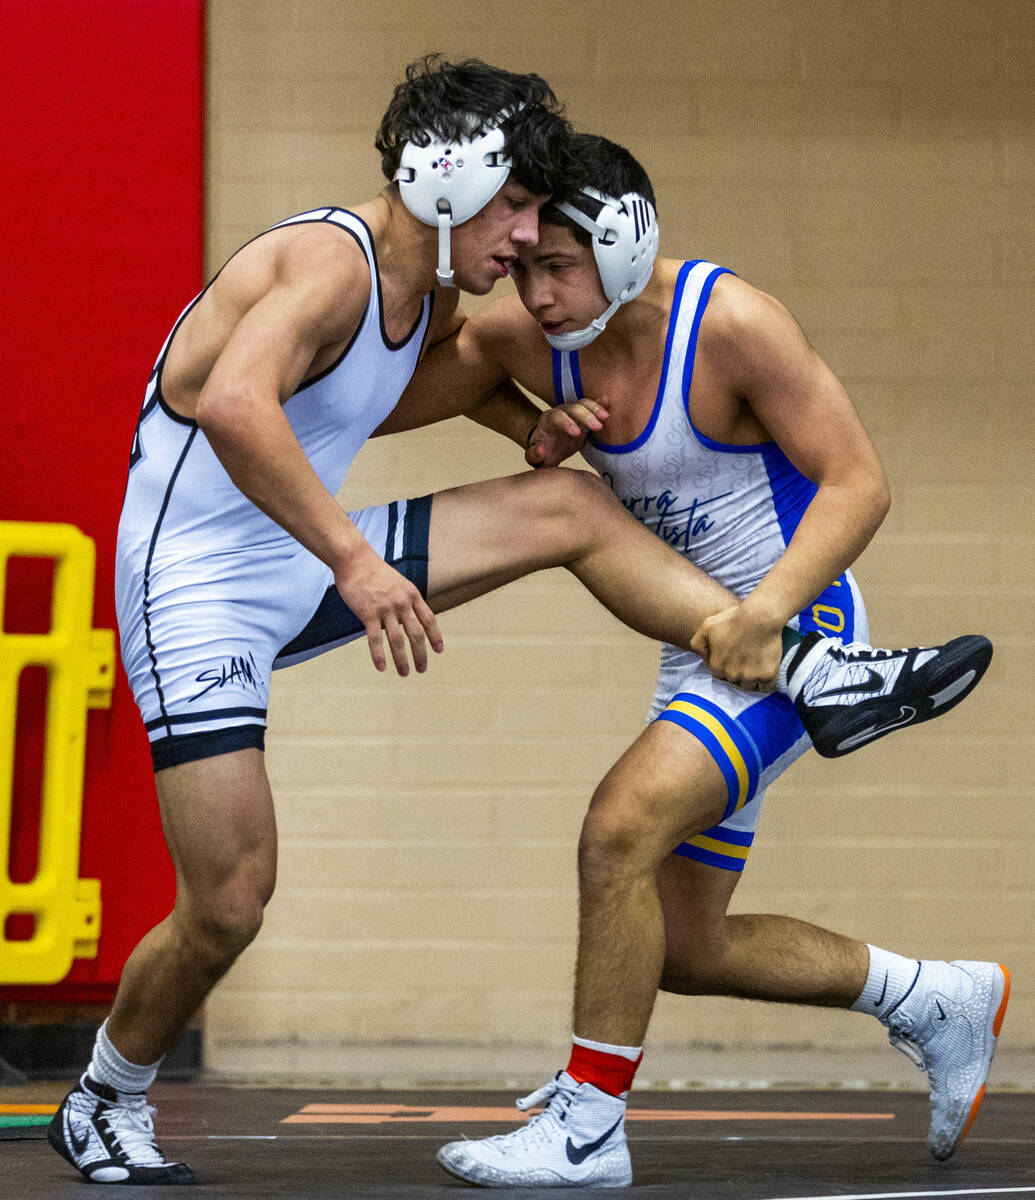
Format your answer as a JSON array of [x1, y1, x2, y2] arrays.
[[155, 748, 277, 905], [424, 468, 615, 610], [586, 718, 730, 861]]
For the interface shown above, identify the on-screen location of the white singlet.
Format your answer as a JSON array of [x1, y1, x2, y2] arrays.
[[116, 208, 435, 771], [551, 260, 868, 872]]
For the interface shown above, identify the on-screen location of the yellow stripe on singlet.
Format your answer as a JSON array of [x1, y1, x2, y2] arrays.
[[686, 832, 751, 862], [665, 699, 750, 812]]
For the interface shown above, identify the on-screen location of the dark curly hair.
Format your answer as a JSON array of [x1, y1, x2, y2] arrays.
[[376, 54, 580, 199], [544, 133, 658, 246]]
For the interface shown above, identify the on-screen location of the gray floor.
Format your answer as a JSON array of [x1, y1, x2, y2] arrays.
[[5, 1080, 1034, 1199]]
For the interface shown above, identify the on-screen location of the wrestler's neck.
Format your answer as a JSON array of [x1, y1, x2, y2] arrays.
[[586, 258, 678, 363], [351, 188, 441, 297]]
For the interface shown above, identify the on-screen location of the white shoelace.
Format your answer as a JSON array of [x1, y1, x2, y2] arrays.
[[834, 641, 909, 662], [473, 1076, 574, 1153], [99, 1102, 166, 1165], [888, 1028, 928, 1070]]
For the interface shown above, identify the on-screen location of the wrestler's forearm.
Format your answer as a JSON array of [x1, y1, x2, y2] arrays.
[[741, 477, 890, 627], [199, 393, 368, 573], [467, 378, 545, 447]]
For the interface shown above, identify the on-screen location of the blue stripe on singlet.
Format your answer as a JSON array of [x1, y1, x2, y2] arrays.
[[737, 692, 806, 766], [674, 823, 755, 871], [144, 707, 268, 731], [551, 348, 564, 404], [657, 692, 762, 818], [570, 350, 583, 399]]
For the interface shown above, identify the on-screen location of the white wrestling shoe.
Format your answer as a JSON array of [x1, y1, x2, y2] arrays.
[[436, 1070, 632, 1188], [781, 632, 992, 758], [48, 1075, 196, 1185], [884, 960, 1010, 1160]]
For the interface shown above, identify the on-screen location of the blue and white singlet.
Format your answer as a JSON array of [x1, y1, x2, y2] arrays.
[[551, 260, 868, 872]]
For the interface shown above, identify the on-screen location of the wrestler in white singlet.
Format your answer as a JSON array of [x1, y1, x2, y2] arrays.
[[116, 209, 434, 771], [550, 260, 868, 871]]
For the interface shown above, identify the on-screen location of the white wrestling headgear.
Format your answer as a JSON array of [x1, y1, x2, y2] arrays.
[[395, 116, 513, 287], [547, 187, 659, 350]]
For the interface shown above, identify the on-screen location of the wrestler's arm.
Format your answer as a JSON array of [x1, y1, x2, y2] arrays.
[[376, 296, 552, 450], [194, 230, 442, 674], [692, 276, 890, 678]]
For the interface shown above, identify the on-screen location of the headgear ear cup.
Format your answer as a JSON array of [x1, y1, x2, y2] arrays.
[[545, 189, 658, 350], [395, 122, 513, 286], [577, 189, 658, 304]]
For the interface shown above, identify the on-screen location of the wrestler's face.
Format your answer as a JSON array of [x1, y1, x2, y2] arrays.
[[449, 182, 549, 295], [508, 222, 608, 339]]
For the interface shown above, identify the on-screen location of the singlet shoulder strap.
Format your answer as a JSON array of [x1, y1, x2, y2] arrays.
[[677, 261, 734, 408], [550, 346, 584, 406]]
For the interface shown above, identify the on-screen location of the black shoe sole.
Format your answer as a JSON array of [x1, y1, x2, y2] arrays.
[[803, 634, 993, 758]]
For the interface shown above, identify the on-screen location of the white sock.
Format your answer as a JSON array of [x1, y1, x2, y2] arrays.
[[86, 1020, 163, 1098], [571, 1034, 642, 1062], [850, 944, 922, 1024]]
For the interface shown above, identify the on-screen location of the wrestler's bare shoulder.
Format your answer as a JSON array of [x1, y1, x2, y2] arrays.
[[212, 219, 371, 315], [163, 221, 371, 413], [699, 271, 794, 348]]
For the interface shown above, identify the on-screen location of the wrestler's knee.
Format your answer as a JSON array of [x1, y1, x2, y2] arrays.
[[177, 866, 274, 970], [578, 788, 661, 889], [523, 466, 617, 529]]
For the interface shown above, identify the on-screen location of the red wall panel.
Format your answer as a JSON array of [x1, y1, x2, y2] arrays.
[[1, 0, 204, 1000]]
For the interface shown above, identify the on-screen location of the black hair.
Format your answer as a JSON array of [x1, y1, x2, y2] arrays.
[[376, 54, 580, 199], [543, 133, 657, 244]]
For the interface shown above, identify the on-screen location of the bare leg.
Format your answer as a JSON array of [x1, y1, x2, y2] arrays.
[[657, 854, 868, 1007], [426, 469, 736, 643], [104, 749, 277, 1065], [572, 720, 728, 1046]]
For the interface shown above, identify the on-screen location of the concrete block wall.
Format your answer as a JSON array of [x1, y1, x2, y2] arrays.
[[203, 0, 1034, 1066]]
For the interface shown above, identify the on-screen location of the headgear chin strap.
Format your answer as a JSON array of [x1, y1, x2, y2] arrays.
[[395, 119, 513, 287], [544, 187, 658, 349]]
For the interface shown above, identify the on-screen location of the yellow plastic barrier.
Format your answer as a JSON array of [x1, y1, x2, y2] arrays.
[[0, 521, 114, 984]]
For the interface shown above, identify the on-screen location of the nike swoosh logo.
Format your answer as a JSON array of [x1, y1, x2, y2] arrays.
[[66, 1111, 91, 1158], [873, 971, 889, 1008], [565, 1115, 623, 1165], [813, 667, 886, 700], [836, 706, 917, 752], [935, 1000, 947, 1020]]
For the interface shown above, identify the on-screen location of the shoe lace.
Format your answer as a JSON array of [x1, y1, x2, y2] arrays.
[[887, 1009, 932, 1071], [888, 1028, 928, 1070], [478, 1075, 575, 1153], [100, 1101, 167, 1165], [834, 642, 910, 663]]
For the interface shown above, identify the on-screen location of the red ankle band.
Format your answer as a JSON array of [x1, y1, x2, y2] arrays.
[[566, 1042, 642, 1097]]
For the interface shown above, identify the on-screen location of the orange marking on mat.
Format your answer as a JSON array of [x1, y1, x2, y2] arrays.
[[0, 1104, 57, 1114], [282, 1103, 894, 1125]]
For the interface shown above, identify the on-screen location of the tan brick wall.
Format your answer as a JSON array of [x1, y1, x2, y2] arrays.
[[204, 1, 1034, 1060]]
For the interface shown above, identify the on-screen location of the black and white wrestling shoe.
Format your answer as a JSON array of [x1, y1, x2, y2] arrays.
[[781, 632, 992, 758], [48, 1075, 196, 1185]]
